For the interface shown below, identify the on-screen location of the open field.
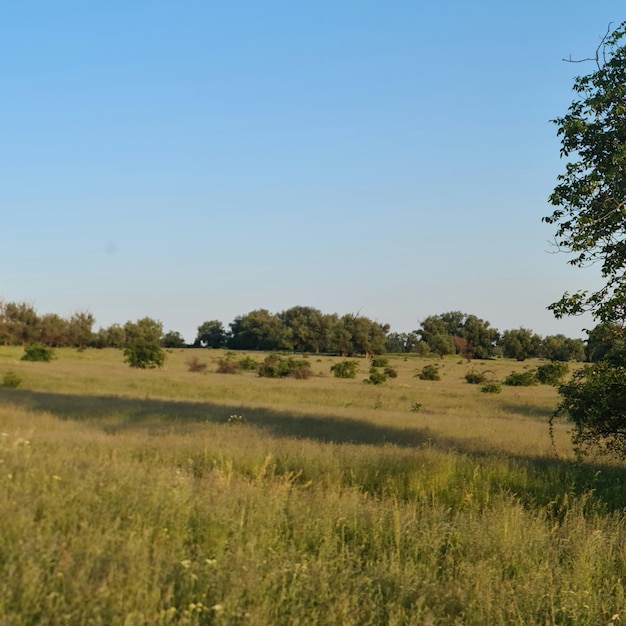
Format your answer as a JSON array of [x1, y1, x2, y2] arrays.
[[1, 348, 625, 625]]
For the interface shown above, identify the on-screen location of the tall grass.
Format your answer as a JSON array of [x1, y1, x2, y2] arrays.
[[1, 348, 624, 624]]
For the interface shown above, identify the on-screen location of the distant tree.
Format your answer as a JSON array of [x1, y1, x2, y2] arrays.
[[38, 313, 69, 347], [228, 309, 291, 351], [585, 323, 626, 363], [67, 311, 95, 348], [417, 316, 455, 358], [0, 301, 40, 345], [500, 328, 543, 361], [278, 306, 330, 353], [124, 317, 163, 345], [541, 334, 585, 362], [195, 320, 227, 348], [385, 331, 421, 353], [161, 330, 187, 348], [461, 314, 499, 359], [21, 343, 55, 362]]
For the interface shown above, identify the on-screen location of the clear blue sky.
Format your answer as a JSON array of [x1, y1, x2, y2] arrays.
[[2, 1, 623, 342]]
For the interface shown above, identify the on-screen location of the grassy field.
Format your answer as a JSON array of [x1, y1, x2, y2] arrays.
[[1, 347, 625, 625]]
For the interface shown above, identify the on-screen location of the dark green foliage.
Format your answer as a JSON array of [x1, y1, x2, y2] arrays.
[[540, 334, 585, 362], [330, 360, 360, 379], [553, 363, 626, 457], [161, 330, 186, 348], [480, 382, 502, 394], [21, 343, 55, 362], [416, 364, 440, 381], [410, 402, 422, 412], [383, 366, 398, 378], [2, 371, 21, 388], [195, 320, 227, 348], [258, 355, 312, 379], [238, 356, 259, 371], [364, 369, 388, 385], [385, 331, 421, 353], [123, 341, 165, 369], [503, 370, 537, 387], [585, 323, 626, 364], [465, 369, 487, 384], [536, 362, 569, 386], [500, 328, 542, 361], [371, 357, 389, 368]]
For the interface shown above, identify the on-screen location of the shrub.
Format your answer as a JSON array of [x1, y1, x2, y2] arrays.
[[258, 355, 312, 379], [21, 343, 55, 362], [371, 357, 389, 368], [416, 364, 440, 381], [480, 382, 502, 394], [238, 356, 259, 371], [465, 369, 487, 384], [383, 366, 398, 378], [536, 361, 569, 385], [216, 358, 239, 374], [2, 371, 21, 388], [503, 370, 537, 386], [411, 402, 422, 412], [186, 357, 208, 373], [364, 369, 388, 385], [123, 341, 165, 369], [330, 360, 360, 379]]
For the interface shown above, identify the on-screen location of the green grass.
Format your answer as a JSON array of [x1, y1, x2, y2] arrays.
[[1, 348, 625, 624]]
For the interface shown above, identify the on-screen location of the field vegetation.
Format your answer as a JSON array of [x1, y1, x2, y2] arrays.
[[1, 347, 625, 625]]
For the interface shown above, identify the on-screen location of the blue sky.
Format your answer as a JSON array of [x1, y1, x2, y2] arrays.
[[2, 1, 624, 341]]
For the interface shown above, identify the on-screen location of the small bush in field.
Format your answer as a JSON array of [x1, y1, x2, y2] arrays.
[[411, 402, 422, 412], [371, 357, 389, 368], [216, 357, 239, 374], [364, 369, 388, 385], [258, 355, 312, 379], [21, 343, 55, 362], [416, 364, 440, 381], [480, 382, 502, 394], [503, 370, 537, 387], [465, 369, 487, 384], [330, 360, 360, 379], [124, 341, 165, 369], [536, 361, 569, 385], [238, 356, 259, 371], [186, 357, 208, 373], [2, 371, 21, 388], [384, 366, 398, 378]]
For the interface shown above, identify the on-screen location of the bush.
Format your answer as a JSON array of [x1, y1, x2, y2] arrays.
[[258, 355, 312, 379], [123, 341, 165, 369], [503, 370, 537, 386], [383, 366, 398, 378], [238, 356, 259, 371], [21, 343, 55, 362], [480, 382, 502, 394], [465, 369, 487, 384], [416, 364, 440, 381], [364, 369, 388, 385], [536, 361, 569, 385], [371, 357, 389, 368], [186, 357, 208, 373], [216, 358, 239, 374], [330, 360, 360, 379], [553, 362, 626, 457], [2, 371, 21, 388]]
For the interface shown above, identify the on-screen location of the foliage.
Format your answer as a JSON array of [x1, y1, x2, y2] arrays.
[[195, 320, 227, 348], [541, 334, 585, 362], [500, 328, 542, 361], [465, 369, 487, 384], [480, 382, 502, 394], [363, 368, 388, 385], [384, 331, 422, 353], [371, 357, 389, 367], [416, 364, 440, 381], [543, 22, 626, 325], [21, 343, 55, 362], [257, 355, 312, 379], [161, 330, 186, 348], [186, 356, 208, 373], [330, 360, 360, 379], [124, 317, 163, 346], [228, 310, 292, 351], [410, 401, 422, 412], [123, 341, 165, 369], [2, 370, 21, 388], [238, 356, 259, 371], [503, 370, 538, 387], [585, 323, 626, 363], [216, 357, 240, 374], [553, 362, 626, 457], [383, 366, 398, 378], [536, 361, 569, 386]]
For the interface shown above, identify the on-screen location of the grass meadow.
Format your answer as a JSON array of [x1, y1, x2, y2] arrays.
[[1, 347, 626, 625]]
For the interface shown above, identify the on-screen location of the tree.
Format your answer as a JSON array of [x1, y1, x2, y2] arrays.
[[195, 320, 227, 348], [545, 23, 626, 456], [500, 328, 543, 361], [227, 309, 291, 351], [540, 334, 585, 362], [417, 316, 455, 358], [124, 317, 163, 345], [161, 330, 187, 348], [124, 341, 166, 369], [543, 22, 626, 326]]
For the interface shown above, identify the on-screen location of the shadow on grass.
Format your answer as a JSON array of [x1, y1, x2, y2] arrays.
[[3, 388, 626, 513]]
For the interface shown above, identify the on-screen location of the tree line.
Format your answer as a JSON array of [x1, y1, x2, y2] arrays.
[[0, 299, 602, 361]]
